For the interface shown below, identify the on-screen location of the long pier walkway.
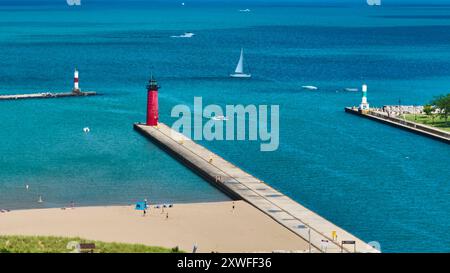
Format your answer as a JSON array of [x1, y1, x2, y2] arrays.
[[0, 91, 96, 101], [134, 123, 378, 253]]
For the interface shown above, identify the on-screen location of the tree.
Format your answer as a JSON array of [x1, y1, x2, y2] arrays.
[[423, 104, 433, 115], [423, 104, 434, 124], [432, 94, 450, 125]]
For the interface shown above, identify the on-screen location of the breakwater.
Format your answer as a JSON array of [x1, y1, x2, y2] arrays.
[[345, 107, 449, 144], [0, 91, 96, 101]]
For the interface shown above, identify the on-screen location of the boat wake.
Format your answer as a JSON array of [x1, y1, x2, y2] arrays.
[[344, 88, 359, 92]]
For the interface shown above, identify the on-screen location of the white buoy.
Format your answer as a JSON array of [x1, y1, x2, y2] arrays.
[[25, 184, 29, 190], [83, 127, 90, 133]]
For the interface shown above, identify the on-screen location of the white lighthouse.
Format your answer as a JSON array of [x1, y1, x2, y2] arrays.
[[73, 69, 80, 94], [359, 84, 370, 112]]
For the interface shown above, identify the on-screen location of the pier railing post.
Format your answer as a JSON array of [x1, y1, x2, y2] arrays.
[[308, 229, 311, 253]]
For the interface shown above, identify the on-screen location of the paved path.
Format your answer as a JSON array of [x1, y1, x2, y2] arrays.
[[134, 123, 379, 253]]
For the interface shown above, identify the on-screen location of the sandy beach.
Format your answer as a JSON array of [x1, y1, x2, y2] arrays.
[[0, 201, 309, 253]]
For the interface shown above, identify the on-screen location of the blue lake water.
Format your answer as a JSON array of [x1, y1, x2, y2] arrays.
[[0, 0, 449, 252]]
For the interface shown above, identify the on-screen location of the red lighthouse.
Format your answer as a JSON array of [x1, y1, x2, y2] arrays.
[[146, 76, 159, 126]]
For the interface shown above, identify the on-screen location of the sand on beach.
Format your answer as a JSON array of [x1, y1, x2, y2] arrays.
[[0, 201, 309, 253]]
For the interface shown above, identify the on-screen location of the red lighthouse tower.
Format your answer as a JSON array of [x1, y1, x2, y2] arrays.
[[146, 76, 159, 126]]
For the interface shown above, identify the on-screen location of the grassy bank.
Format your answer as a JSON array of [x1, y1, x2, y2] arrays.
[[404, 114, 450, 132], [0, 236, 182, 253]]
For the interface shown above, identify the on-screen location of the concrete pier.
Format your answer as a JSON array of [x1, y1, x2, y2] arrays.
[[345, 107, 450, 144], [134, 123, 379, 253], [0, 91, 96, 101]]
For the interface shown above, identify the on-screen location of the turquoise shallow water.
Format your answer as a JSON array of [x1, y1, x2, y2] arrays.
[[1, 1, 450, 252]]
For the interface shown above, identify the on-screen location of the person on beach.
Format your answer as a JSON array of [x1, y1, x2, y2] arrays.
[[143, 209, 147, 217], [144, 199, 148, 216]]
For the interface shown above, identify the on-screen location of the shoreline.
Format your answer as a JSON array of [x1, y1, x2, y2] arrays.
[[0, 198, 230, 212], [0, 201, 310, 253]]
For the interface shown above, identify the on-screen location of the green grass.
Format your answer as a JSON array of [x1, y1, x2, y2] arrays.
[[404, 114, 450, 132], [0, 236, 183, 253]]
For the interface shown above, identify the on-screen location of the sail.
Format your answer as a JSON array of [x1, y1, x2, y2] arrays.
[[234, 48, 244, 74]]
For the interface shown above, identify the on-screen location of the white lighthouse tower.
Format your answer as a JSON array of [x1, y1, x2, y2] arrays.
[[73, 69, 80, 94], [359, 84, 370, 113]]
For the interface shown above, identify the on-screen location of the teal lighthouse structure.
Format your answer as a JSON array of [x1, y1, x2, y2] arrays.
[[359, 84, 370, 113]]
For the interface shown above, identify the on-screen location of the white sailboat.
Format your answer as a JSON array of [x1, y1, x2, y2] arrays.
[[230, 48, 251, 78]]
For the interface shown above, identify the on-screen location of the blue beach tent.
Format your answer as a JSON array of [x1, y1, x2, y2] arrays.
[[135, 201, 148, 211]]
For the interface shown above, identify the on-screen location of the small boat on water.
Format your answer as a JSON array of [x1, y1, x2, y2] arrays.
[[211, 116, 229, 121], [302, 85, 318, 90], [171, 32, 195, 38], [239, 9, 251, 12], [230, 48, 251, 78]]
